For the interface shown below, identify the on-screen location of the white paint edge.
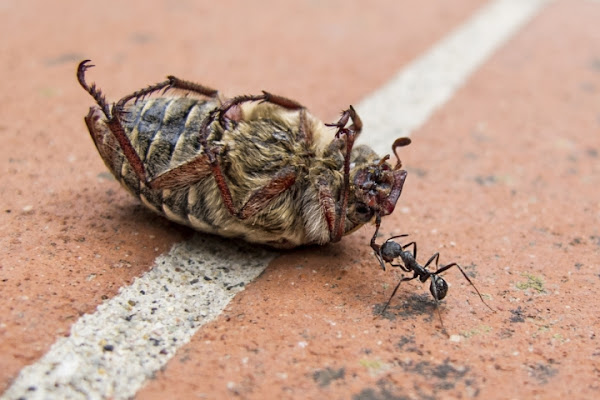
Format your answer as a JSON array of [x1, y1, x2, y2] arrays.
[[1, 0, 548, 398], [357, 0, 549, 156]]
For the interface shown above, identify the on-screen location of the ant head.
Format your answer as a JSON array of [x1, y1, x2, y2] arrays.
[[379, 234, 409, 263], [380, 240, 402, 262], [430, 275, 448, 301]]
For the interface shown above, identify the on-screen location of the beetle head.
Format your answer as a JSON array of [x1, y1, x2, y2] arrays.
[[348, 137, 411, 225], [352, 159, 407, 221]]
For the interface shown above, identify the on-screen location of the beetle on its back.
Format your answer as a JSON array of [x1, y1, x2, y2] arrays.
[[78, 60, 410, 248]]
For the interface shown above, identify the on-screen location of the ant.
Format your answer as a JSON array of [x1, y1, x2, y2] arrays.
[[370, 217, 494, 332]]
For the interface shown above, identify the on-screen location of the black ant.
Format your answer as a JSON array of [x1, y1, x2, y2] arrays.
[[370, 217, 494, 332]]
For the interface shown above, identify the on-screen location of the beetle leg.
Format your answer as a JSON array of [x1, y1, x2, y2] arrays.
[[325, 106, 363, 242], [146, 89, 306, 213], [195, 91, 306, 150], [79, 61, 147, 181], [104, 114, 148, 182], [111, 74, 219, 184], [317, 178, 337, 240], [77, 60, 111, 118], [116, 76, 219, 109], [237, 166, 297, 219], [79, 60, 221, 186], [216, 91, 304, 126], [215, 94, 270, 129], [326, 106, 363, 139], [258, 91, 311, 142], [189, 91, 308, 219], [230, 91, 312, 143], [275, 99, 310, 144], [205, 147, 237, 216], [80, 61, 305, 218], [206, 147, 297, 219], [147, 154, 211, 190], [152, 89, 308, 195]]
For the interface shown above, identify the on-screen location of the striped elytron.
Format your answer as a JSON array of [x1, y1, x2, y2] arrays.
[[77, 60, 410, 248]]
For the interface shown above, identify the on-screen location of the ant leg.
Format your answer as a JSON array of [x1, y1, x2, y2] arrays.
[[421, 271, 448, 336], [423, 252, 440, 269], [402, 241, 417, 259], [422, 253, 446, 300], [369, 216, 412, 271], [388, 234, 410, 241], [370, 214, 382, 252], [423, 253, 447, 304], [419, 253, 449, 335], [430, 280, 448, 335], [381, 274, 417, 314], [370, 214, 388, 270], [388, 262, 411, 273], [435, 262, 494, 311]]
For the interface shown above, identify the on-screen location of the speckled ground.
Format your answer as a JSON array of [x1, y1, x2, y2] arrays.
[[1, 0, 599, 399]]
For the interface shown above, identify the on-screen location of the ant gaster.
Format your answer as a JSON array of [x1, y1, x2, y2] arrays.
[[370, 220, 494, 332]]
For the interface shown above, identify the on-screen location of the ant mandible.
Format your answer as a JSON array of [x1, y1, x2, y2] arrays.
[[370, 216, 494, 332]]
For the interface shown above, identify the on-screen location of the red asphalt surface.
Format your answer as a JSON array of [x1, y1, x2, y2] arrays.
[[2, 0, 600, 398]]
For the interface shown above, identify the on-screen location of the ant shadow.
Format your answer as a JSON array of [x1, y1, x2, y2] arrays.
[[374, 292, 438, 321]]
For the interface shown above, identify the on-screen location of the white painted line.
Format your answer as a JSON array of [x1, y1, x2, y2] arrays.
[[357, 0, 548, 156], [1, 236, 277, 400], [1, 1, 548, 399]]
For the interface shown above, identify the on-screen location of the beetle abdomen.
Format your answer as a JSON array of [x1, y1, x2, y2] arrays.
[[86, 97, 310, 247], [123, 97, 215, 180], [87, 96, 216, 217]]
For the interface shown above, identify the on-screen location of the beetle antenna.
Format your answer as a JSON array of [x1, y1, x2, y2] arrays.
[[392, 137, 411, 170]]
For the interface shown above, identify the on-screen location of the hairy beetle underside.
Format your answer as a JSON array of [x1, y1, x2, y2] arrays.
[[78, 60, 410, 248]]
